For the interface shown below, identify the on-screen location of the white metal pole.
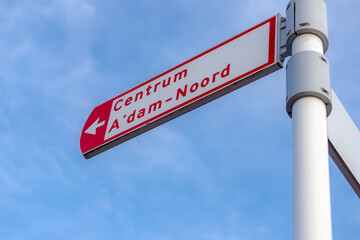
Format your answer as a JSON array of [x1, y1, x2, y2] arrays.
[[291, 34, 333, 240]]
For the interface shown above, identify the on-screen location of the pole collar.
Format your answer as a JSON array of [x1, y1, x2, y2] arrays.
[[286, 51, 332, 117], [284, 0, 329, 57]]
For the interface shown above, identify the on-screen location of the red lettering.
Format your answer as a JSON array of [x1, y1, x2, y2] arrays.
[[108, 119, 119, 133], [154, 82, 161, 92], [125, 96, 133, 106], [176, 85, 188, 100], [190, 83, 199, 93], [201, 77, 210, 88], [148, 100, 162, 114], [127, 110, 136, 123], [221, 64, 230, 78], [174, 69, 188, 82], [212, 72, 220, 83], [162, 77, 171, 87], [137, 108, 145, 118], [146, 85, 152, 96], [114, 99, 123, 111], [135, 91, 143, 102]]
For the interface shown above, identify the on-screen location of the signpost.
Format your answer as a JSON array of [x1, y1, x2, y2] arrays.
[[80, 15, 283, 159], [80, 1, 360, 239]]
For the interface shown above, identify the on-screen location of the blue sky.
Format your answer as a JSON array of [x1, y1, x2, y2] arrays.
[[0, 0, 359, 239]]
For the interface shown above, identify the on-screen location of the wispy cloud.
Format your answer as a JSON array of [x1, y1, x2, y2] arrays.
[[0, 1, 359, 239]]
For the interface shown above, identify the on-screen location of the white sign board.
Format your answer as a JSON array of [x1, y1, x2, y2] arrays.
[[328, 89, 360, 198], [80, 15, 283, 159]]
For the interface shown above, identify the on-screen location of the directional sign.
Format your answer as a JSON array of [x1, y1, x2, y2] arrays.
[[80, 14, 283, 159], [328, 89, 360, 198]]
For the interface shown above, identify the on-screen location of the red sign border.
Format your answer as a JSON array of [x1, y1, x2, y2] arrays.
[[81, 15, 280, 158]]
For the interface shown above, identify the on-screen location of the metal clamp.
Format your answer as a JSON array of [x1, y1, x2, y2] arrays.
[[281, 0, 329, 58], [286, 51, 332, 117]]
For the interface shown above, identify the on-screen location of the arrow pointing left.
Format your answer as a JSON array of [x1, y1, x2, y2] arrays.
[[85, 118, 105, 135], [80, 15, 282, 159]]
